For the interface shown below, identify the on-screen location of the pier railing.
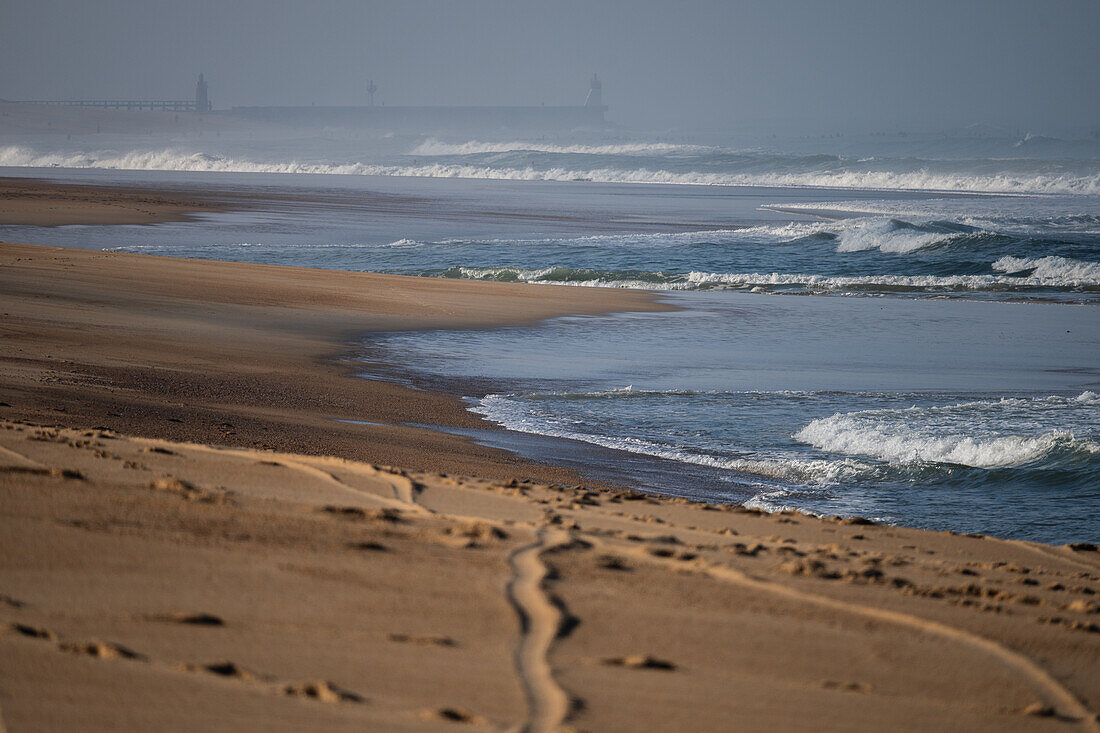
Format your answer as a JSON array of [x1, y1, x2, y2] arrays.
[[13, 100, 211, 112]]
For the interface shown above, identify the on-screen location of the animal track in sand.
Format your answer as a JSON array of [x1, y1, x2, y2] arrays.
[[187, 661, 260, 680], [348, 540, 389, 552], [142, 440, 422, 514], [145, 611, 225, 626], [822, 679, 871, 694], [3, 623, 55, 640], [422, 706, 485, 725], [148, 476, 228, 504], [0, 465, 84, 480], [442, 521, 509, 549], [600, 655, 676, 671], [320, 505, 403, 523], [388, 633, 457, 647], [283, 680, 364, 704], [59, 640, 145, 661], [585, 535, 1100, 731], [3, 616, 374, 708], [4, 621, 148, 662], [506, 527, 575, 733]]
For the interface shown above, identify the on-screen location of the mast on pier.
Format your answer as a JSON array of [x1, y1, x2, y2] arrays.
[[585, 73, 602, 107], [195, 73, 210, 113]]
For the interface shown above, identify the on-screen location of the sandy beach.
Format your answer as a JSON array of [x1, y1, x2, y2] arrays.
[[0, 177, 232, 226], [1, 182, 1098, 731]]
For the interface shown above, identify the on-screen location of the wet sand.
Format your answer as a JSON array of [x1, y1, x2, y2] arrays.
[[0, 177, 232, 226], [0, 242, 668, 483], [0, 182, 1098, 730]]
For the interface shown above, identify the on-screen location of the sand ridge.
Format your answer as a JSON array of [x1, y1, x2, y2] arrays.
[[1, 420, 1097, 731]]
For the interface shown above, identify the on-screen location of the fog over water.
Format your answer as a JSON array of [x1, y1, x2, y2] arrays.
[[2, 0, 1099, 134]]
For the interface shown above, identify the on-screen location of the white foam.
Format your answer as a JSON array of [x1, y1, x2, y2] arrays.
[[797, 418, 1070, 468], [795, 393, 1100, 468], [473, 393, 872, 485], [409, 139, 701, 156], [449, 265, 1100, 292], [4, 144, 1099, 195], [432, 222, 829, 249], [834, 219, 970, 253], [992, 255, 1100, 280]]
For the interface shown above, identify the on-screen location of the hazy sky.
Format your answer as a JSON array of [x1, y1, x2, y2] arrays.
[[2, 0, 1098, 133]]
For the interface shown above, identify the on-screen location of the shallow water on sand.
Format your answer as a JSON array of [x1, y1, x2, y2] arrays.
[[3, 137, 1098, 542], [362, 292, 1099, 544]]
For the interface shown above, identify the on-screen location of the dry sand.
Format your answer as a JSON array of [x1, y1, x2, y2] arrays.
[[2, 421, 1098, 732], [0, 190, 1098, 731]]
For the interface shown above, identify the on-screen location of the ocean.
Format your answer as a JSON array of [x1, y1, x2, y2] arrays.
[[2, 127, 1097, 543]]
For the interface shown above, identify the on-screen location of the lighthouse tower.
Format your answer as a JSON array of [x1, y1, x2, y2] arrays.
[[585, 73, 603, 107], [195, 73, 209, 113]]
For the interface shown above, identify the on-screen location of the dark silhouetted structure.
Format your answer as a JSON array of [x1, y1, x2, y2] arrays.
[[15, 74, 213, 113], [195, 73, 210, 113], [585, 74, 602, 107]]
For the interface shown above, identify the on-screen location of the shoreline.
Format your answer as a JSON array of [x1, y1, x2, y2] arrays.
[[1, 188, 1098, 728], [0, 241, 672, 485], [0, 176, 236, 226]]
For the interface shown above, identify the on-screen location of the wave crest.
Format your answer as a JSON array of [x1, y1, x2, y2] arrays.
[[443, 264, 1100, 293], [993, 255, 1100, 280], [3, 144, 1099, 195], [795, 393, 1100, 468]]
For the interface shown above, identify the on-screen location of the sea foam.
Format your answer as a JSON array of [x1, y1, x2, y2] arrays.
[[445, 265, 1100, 292], [4, 144, 1100, 195], [472, 393, 873, 485], [795, 393, 1100, 468]]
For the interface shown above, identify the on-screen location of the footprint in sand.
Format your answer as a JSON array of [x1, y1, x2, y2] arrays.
[[187, 661, 258, 680], [348, 540, 389, 552], [422, 707, 484, 725], [149, 611, 225, 626], [600, 655, 677, 671], [59, 640, 145, 661], [283, 680, 364, 704], [3, 622, 55, 640], [320, 506, 403, 523], [388, 633, 457, 647]]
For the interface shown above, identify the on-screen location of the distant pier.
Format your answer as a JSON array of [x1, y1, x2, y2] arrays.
[[13, 73, 213, 114], [12, 99, 210, 113], [227, 104, 607, 131]]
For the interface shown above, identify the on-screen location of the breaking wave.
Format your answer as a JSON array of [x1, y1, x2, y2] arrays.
[[992, 255, 1100, 280], [833, 219, 977, 253], [441, 264, 1100, 293], [795, 393, 1100, 468], [3, 144, 1100, 194], [409, 138, 701, 156], [472, 392, 872, 485]]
